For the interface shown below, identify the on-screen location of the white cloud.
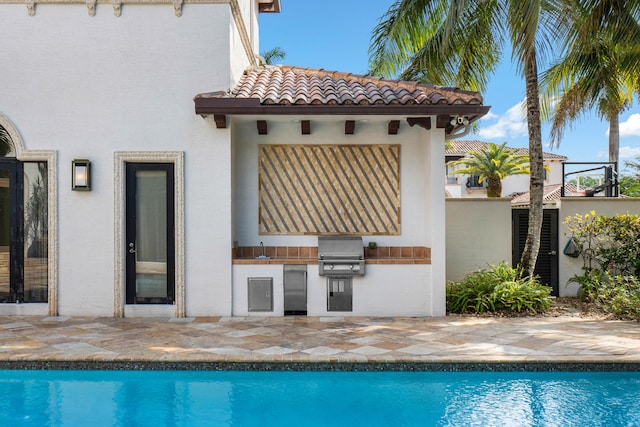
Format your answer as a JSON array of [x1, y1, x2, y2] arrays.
[[480, 111, 499, 121], [620, 114, 640, 137], [619, 146, 640, 160], [477, 101, 528, 139], [596, 146, 640, 161]]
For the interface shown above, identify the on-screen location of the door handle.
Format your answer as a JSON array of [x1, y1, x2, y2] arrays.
[[548, 250, 557, 256], [128, 242, 137, 254]]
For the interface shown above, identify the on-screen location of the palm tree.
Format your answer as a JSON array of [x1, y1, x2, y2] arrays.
[[368, 0, 564, 276], [260, 47, 286, 65], [447, 142, 531, 197], [542, 0, 640, 169]]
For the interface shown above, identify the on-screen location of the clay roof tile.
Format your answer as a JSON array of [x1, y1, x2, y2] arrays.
[[227, 65, 484, 107]]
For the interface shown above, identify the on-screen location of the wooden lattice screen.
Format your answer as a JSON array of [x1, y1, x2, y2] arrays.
[[258, 144, 400, 235]]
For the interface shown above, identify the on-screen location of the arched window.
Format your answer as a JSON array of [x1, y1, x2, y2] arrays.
[[0, 124, 48, 303]]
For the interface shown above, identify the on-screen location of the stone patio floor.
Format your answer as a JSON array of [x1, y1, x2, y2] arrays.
[[0, 313, 639, 369]]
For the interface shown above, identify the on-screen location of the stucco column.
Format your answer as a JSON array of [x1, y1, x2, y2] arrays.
[[428, 127, 447, 316]]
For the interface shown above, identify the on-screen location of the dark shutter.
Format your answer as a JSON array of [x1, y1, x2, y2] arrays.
[[512, 209, 559, 295]]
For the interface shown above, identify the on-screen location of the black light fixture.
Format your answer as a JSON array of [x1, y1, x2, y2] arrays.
[[72, 159, 91, 191]]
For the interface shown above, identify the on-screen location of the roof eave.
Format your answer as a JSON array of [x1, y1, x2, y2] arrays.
[[258, 0, 281, 13], [194, 96, 490, 120]]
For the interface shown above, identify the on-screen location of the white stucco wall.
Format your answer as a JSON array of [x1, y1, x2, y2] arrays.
[[557, 198, 640, 296], [0, 3, 257, 316], [232, 115, 432, 248], [445, 198, 513, 283]]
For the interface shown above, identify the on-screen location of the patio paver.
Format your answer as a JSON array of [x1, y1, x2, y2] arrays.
[[0, 314, 638, 368]]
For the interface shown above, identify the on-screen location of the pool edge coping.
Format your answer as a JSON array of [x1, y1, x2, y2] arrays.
[[1, 361, 639, 371]]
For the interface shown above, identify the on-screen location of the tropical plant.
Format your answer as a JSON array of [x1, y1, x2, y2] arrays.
[[619, 175, 640, 197], [626, 156, 640, 173], [565, 210, 640, 276], [260, 46, 286, 65], [570, 270, 640, 320], [446, 262, 552, 314], [542, 0, 640, 169], [0, 125, 12, 157], [566, 209, 640, 320], [368, 0, 566, 276], [567, 175, 601, 188], [447, 142, 530, 197], [620, 157, 640, 196]]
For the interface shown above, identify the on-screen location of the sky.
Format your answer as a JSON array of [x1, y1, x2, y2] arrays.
[[259, 0, 640, 173]]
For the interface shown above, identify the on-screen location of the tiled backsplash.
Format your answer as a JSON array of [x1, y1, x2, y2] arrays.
[[233, 246, 430, 261], [234, 246, 318, 260]]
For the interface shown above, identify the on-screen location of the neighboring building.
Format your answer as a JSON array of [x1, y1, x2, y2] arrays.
[[510, 183, 580, 207], [0, 0, 489, 317], [445, 140, 568, 200]]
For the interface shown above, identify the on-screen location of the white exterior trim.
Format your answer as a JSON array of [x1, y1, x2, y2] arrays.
[[114, 151, 185, 317]]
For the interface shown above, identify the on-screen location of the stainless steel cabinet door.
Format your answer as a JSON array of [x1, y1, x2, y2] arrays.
[[283, 265, 307, 315]]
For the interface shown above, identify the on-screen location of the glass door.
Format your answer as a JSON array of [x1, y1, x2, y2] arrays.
[[0, 160, 23, 303], [125, 163, 175, 304]]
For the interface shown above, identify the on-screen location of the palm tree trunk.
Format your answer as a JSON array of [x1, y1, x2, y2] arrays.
[[519, 48, 544, 277], [609, 112, 619, 168], [487, 178, 502, 197]]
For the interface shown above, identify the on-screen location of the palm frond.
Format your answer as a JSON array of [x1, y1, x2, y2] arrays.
[[260, 47, 286, 65]]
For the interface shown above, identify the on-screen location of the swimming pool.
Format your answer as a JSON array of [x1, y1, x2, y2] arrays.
[[1, 370, 639, 426]]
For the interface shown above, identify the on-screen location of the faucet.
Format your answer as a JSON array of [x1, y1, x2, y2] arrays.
[[260, 241, 265, 257]]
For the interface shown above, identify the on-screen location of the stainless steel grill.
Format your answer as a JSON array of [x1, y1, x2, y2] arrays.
[[318, 236, 365, 276]]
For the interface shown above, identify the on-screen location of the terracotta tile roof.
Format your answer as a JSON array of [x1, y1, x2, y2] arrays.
[[226, 65, 485, 106], [194, 66, 491, 129], [509, 183, 578, 206], [446, 140, 568, 160]]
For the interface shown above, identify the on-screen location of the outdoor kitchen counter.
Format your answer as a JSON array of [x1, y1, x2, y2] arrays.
[[232, 246, 431, 265], [232, 258, 430, 264], [232, 257, 318, 265]]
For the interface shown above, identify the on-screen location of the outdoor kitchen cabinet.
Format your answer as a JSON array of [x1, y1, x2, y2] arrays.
[[327, 277, 353, 311], [247, 277, 273, 312], [283, 265, 307, 315]]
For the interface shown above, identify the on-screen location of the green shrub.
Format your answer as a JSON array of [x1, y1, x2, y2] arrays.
[[565, 211, 640, 276], [572, 271, 640, 320], [565, 211, 640, 320], [447, 262, 552, 314]]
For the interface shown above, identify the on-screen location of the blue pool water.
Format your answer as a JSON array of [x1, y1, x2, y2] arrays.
[[1, 370, 639, 426]]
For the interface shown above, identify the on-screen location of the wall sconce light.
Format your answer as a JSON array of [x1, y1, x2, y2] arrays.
[[72, 159, 91, 191]]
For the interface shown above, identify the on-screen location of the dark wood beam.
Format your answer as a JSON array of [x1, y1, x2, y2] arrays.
[[388, 120, 400, 135], [407, 117, 431, 130], [258, 0, 280, 12], [436, 115, 452, 128], [301, 120, 311, 135], [213, 114, 227, 129], [257, 120, 268, 135], [345, 120, 355, 135]]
